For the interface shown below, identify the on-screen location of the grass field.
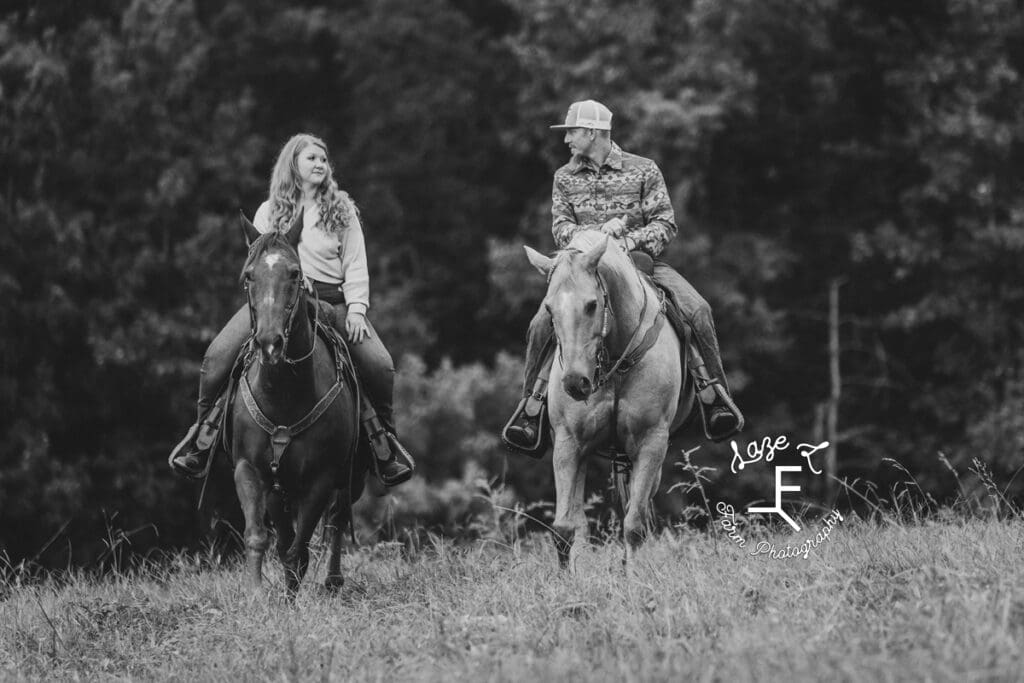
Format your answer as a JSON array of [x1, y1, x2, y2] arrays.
[[3, 511, 1023, 682]]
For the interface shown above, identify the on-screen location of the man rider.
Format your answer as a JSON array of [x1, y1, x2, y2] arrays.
[[502, 99, 743, 454]]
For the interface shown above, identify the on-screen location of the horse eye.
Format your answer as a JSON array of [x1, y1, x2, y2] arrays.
[[289, 269, 302, 280], [243, 269, 254, 282], [584, 300, 598, 315]]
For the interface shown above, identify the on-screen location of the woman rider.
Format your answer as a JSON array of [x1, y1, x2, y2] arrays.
[[169, 133, 414, 486]]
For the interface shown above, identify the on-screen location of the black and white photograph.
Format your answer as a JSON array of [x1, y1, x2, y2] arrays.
[[2, 0, 1023, 680]]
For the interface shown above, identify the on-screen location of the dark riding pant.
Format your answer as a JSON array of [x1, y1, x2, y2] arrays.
[[197, 286, 396, 430], [521, 260, 729, 395]]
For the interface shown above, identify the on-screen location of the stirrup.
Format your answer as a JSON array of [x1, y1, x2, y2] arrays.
[[696, 383, 744, 442], [379, 432, 415, 486], [168, 423, 205, 478], [501, 396, 549, 458], [168, 397, 225, 479], [363, 416, 415, 487]]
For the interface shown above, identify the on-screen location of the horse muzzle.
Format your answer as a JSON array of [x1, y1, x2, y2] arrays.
[[256, 331, 286, 365], [562, 373, 594, 402]]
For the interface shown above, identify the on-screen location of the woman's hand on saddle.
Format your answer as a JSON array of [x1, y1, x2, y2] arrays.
[[346, 310, 370, 344]]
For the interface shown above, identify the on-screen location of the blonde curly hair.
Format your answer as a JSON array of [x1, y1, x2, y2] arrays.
[[266, 133, 357, 234]]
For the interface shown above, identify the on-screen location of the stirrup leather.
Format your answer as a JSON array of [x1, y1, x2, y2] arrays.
[[195, 397, 226, 454], [687, 343, 744, 442]]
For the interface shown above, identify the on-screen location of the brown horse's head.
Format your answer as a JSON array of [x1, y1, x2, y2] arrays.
[[525, 234, 611, 401], [239, 210, 306, 365]]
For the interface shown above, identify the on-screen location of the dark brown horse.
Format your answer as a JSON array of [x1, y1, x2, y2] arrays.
[[232, 211, 365, 595]]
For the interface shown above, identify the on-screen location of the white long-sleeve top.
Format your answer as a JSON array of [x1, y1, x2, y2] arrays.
[[253, 200, 369, 316]]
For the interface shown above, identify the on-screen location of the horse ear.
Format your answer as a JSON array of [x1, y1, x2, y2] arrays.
[[239, 210, 260, 247], [286, 207, 304, 248], [524, 246, 553, 276], [581, 235, 608, 272]]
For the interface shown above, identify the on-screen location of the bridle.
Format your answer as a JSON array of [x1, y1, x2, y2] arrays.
[[243, 248, 318, 366], [548, 250, 664, 390], [236, 236, 356, 499]]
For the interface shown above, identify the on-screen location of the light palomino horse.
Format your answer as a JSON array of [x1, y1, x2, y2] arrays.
[[525, 230, 693, 569]]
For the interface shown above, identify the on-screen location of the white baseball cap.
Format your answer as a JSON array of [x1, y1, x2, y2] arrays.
[[550, 100, 613, 130]]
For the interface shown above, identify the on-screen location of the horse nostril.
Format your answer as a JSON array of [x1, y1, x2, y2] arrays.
[[259, 333, 285, 363], [563, 375, 592, 401]]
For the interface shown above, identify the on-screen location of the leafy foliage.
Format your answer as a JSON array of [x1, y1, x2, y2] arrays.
[[1, 0, 1022, 566]]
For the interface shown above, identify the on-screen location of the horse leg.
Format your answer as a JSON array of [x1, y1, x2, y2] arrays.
[[551, 434, 587, 572], [324, 489, 348, 592], [268, 492, 294, 575], [233, 460, 269, 590], [622, 428, 669, 566], [283, 480, 334, 597]]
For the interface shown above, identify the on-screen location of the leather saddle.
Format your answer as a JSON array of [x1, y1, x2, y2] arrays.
[[628, 251, 702, 436], [630, 252, 742, 440]]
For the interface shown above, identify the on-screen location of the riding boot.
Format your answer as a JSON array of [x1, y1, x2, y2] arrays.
[[687, 342, 744, 442], [168, 397, 225, 479], [362, 401, 414, 487]]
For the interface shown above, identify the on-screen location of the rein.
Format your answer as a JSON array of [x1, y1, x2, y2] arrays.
[[241, 257, 341, 494], [549, 250, 666, 390], [244, 264, 319, 366], [594, 271, 666, 389]]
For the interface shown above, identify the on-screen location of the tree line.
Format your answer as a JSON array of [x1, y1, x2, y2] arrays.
[[2, 0, 1022, 567]]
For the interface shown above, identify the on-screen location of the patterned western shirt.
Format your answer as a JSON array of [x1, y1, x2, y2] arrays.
[[551, 142, 677, 257]]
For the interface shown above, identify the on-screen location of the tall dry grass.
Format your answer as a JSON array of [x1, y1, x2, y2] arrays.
[[3, 506, 1023, 682]]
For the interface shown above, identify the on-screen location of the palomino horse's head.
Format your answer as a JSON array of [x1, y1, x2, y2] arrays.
[[239, 210, 306, 366], [525, 234, 611, 401]]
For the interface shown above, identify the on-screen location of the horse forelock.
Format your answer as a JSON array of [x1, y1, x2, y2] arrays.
[[549, 231, 649, 347], [552, 230, 630, 291], [239, 231, 300, 285]]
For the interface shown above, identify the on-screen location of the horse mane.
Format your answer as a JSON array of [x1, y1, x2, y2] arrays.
[[561, 229, 632, 281], [557, 229, 650, 348], [564, 229, 612, 254], [239, 230, 298, 285]]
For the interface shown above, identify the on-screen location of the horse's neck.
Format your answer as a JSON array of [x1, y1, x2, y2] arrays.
[[600, 256, 649, 355]]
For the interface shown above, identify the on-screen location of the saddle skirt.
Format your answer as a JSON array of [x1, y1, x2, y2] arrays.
[[640, 273, 698, 438]]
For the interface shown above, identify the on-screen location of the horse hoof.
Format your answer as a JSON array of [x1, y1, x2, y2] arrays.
[[324, 575, 345, 593]]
